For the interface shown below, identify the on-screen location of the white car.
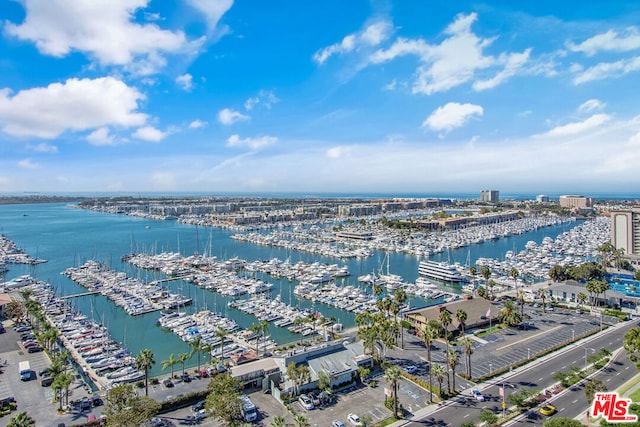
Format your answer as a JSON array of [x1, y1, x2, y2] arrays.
[[298, 394, 314, 410], [403, 365, 418, 374], [347, 413, 362, 427], [472, 389, 484, 401]]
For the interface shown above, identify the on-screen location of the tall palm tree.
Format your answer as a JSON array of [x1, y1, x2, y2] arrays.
[[178, 352, 190, 376], [394, 289, 407, 348], [447, 348, 459, 394], [577, 292, 588, 307], [517, 288, 525, 318], [439, 308, 452, 352], [431, 363, 447, 398], [538, 288, 548, 313], [162, 353, 178, 379], [456, 309, 467, 334], [422, 324, 438, 403], [201, 342, 215, 364], [188, 335, 203, 373], [216, 327, 229, 362], [259, 319, 269, 355], [499, 300, 521, 327], [135, 348, 156, 396], [459, 337, 473, 379], [384, 366, 402, 418], [509, 267, 519, 293], [249, 322, 261, 354], [480, 266, 491, 286]]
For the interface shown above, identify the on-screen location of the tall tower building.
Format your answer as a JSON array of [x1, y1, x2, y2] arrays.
[[480, 190, 499, 203], [611, 209, 640, 265]]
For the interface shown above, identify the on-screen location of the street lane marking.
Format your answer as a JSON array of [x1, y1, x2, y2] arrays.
[[495, 325, 563, 350], [573, 399, 578, 403]]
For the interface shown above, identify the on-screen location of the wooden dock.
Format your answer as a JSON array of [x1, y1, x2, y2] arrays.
[[59, 291, 101, 299]]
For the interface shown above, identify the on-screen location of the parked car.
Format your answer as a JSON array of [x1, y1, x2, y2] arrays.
[[404, 365, 418, 374], [472, 389, 484, 401], [181, 373, 191, 383], [41, 376, 54, 387], [192, 400, 206, 412], [308, 392, 321, 406], [540, 404, 557, 416], [80, 398, 92, 411], [14, 325, 31, 332], [298, 394, 314, 410], [23, 341, 39, 348], [332, 421, 346, 427], [91, 395, 103, 407], [163, 378, 174, 388], [28, 346, 43, 353], [347, 413, 362, 427]]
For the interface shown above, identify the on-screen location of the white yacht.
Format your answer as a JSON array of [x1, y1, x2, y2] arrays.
[[418, 260, 468, 284]]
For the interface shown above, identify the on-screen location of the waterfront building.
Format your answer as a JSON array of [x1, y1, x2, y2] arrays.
[[337, 204, 382, 217], [404, 295, 493, 334], [611, 209, 640, 265], [547, 281, 635, 309], [480, 190, 500, 203], [559, 195, 593, 209], [536, 194, 549, 203]]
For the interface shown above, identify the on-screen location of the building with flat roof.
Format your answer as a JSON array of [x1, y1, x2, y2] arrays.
[[404, 295, 495, 335], [559, 195, 593, 209], [480, 190, 500, 203], [536, 194, 549, 203], [611, 209, 640, 265]]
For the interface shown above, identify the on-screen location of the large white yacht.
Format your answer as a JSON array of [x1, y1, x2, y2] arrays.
[[418, 260, 468, 283]]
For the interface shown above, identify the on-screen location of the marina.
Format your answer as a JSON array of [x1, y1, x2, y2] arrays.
[[0, 202, 614, 375]]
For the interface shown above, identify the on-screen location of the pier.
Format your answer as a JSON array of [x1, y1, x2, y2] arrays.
[[59, 291, 101, 299]]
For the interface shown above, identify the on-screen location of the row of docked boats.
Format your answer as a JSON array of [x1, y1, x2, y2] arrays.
[[4, 276, 143, 387], [62, 260, 192, 315], [0, 233, 47, 265], [228, 294, 317, 333]]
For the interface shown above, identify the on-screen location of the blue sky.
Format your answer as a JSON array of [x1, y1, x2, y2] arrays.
[[1, 0, 640, 194]]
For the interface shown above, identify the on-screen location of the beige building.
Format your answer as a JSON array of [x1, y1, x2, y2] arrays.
[[404, 295, 495, 335], [480, 190, 499, 203], [559, 195, 593, 209], [611, 209, 640, 265]]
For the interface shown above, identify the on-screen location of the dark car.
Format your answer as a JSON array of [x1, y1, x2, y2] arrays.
[[182, 373, 191, 383], [80, 397, 92, 411], [41, 376, 54, 387], [28, 346, 43, 353], [192, 400, 205, 412], [91, 395, 103, 407], [163, 378, 174, 388]]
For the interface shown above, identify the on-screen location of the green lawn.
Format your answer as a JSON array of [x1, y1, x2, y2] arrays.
[[630, 387, 640, 403]]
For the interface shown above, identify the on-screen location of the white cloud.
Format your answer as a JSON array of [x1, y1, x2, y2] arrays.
[[86, 127, 116, 146], [567, 27, 640, 56], [4, 0, 201, 75], [185, 0, 233, 31], [226, 134, 277, 150], [370, 13, 533, 94], [423, 102, 484, 133], [176, 74, 193, 91], [0, 77, 147, 138], [17, 158, 38, 169], [473, 49, 531, 91], [578, 99, 605, 113], [27, 142, 58, 153], [149, 171, 177, 190], [244, 90, 279, 111], [133, 126, 166, 142], [188, 119, 207, 129], [217, 108, 250, 125], [536, 113, 611, 138], [326, 146, 351, 159], [313, 20, 393, 64], [572, 56, 640, 84]]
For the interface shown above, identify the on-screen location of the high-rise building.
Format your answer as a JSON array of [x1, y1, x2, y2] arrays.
[[480, 190, 499, 203], [559, 195, 593, 209], [611, 209, 640, 265], [536, 194, 549, 203]]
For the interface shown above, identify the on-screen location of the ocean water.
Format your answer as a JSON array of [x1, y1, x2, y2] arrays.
[[0, 202, 583, 374]]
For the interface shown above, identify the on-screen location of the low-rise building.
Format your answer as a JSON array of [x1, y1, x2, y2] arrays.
[[404, 295, 495, 334]]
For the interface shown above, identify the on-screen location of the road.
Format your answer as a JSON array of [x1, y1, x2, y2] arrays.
[[402, 319, 640, 427]]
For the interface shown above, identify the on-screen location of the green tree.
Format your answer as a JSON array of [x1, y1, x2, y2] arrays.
[[360, 414, 374, 427], [549, 265, 567, 282], [422, 323, 439, 402], [431, 363, 446, 398], [188, 335, 203, 373], [584, 379, 607, 404], [294, 414, 309, 427], [135, 348, 155, 396], [103, 383, 160, 427], [178, 352, 190, 376], [479, 409, 499, 426], [439, 308, 452, 350], [162, 353, 178, 379], [385, 366, 402, 418], [270, 415, 286, 427], [206, 372, 242, 425], [259, 319, 270, 355], [507, 388, 533, 408], [459, 336, 473, 379], [317, 370, 331, 391], [446, 348, 459, 394], [460, 422, 476, 427], [216, 327, 229, 361], [394, 288, 407, 348], [499, 300, 522, 326], [7, 412, 35, 427], [456, 309, 468, 334], [4, 300, 26, 324]]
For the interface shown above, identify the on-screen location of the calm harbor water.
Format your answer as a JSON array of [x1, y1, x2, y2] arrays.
[[0, 203, 580, 374]]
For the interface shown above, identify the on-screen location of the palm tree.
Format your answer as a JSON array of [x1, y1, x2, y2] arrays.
[[394, 289, 407, 348], [456, 309, 467, 334], [499, 300, 522, 326], [7, 412, 35, 427], [538, 288, 548, 313], [480, 266, 491, 286], [459, 336, 473, 379], [178, 352, 190, 376], [271, 415, 286, 427], [517, 288, 525, 318], [135, 348, 155, 396], [249, 322, 261, 354], [188, 335, 203, 373], [201, 342, 215, 364], [294, 414, 309, 427], [447, 348, 459, 394], [577, 292, 588, 307], [216, 327, 229, 362], [259, 319, 269, 355], [162, 353, 178, 379], [422, 324, 438, 403], [509, 267, 519, 293], [431, 363, 447, 398], [439, 308, 452, 352], [384, 366, 402, 418]]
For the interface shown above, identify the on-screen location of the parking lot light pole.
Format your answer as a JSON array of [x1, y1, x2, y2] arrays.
[[577, 344, 595, 369], [489, 363, 493, 375], [527, 348, 530, 359]]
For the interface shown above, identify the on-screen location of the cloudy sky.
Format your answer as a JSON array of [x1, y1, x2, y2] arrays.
[[1, 1, 640, 195]]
